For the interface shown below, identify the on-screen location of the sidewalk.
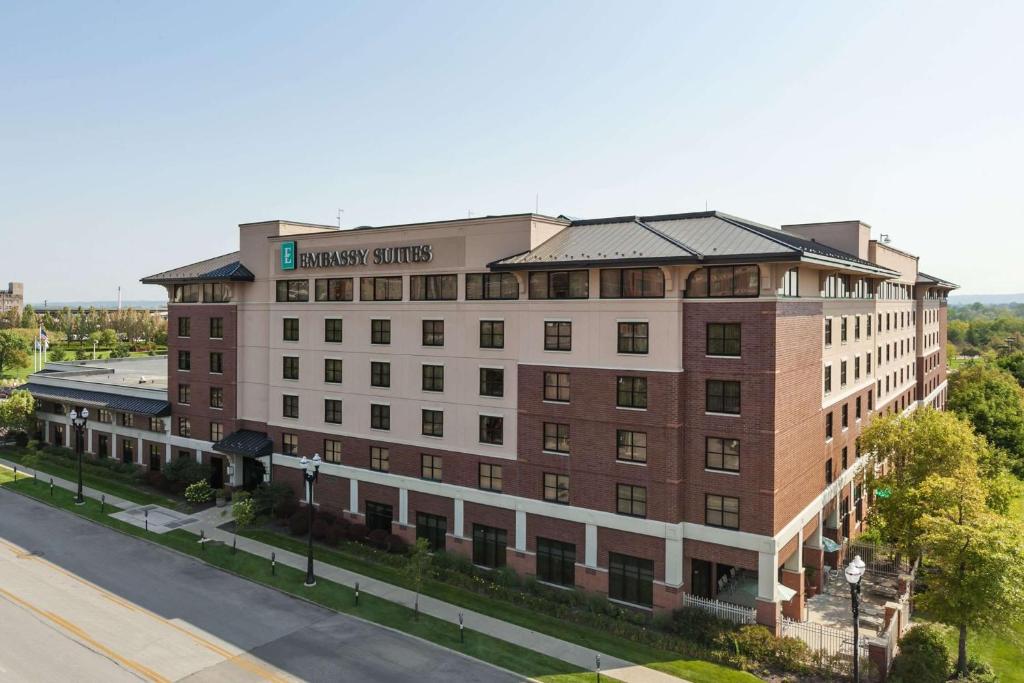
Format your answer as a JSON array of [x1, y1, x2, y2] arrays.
[[0, 458, 688, 683]]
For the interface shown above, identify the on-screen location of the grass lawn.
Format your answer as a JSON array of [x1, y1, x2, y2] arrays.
[[0, 467, 613, 683]]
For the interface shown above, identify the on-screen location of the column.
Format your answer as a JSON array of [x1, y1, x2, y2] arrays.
[[348, 479, 359, 515], [803, 510, 825, 594], [654, 536, 684, 612], [136, 436, 143, 465], [453, 498, 464, 537], [398, 488, 408, 525], [87, 428, 93, 454], [507, 509, 531, 575], [450, 498, 470, 559], [392, 487, 416, 545], [756, 550, 781, 635], [780, 530, 805, 621]]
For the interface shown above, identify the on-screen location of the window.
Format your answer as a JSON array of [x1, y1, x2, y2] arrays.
[[422, 409, 443, 437], [209, 387, 223, 409], [855, 316, 861, 341], [370, 404, 390, 430], [422, 365, 444, 392], [178, 317, 191, 338], [706, 380, 739, 414], [371, 319, 390, 344], [705, 494, 739, 529], [325, 318, 343, 343], [824, 318, 832, 347], [97, 409, 112, 424], [705, 437, 740, 472], [466, 272, 519, 300], [824, 364, 832, 394], [528, 270, 589, 299], [856, 396, 862, 419], [325, 399, 343, 424], [172, 284, 201, 303], [315, 277, 353, 302], [148, 416, 164, 433], [841, 316, 848, 343], [416, 512, 447, 552], [536, 538, 575, 587], [825, 458, 833, 484], [178, 350, 191, 371], [616, 484, 647, 517], [544, 371, 570, 402], [283, 394, 299, 419], [421, 319, 444, 346], [472, 524, 506, 568], [421, 454, 442, 481], [842, 403, 849, 429], [324, 439, 342, 463], [600, 268, 665, 298], [202, 283, 231, 302], [608, 553, 653, 607], [616, 430, 647, 463], [617, 322, 649, 354], [370, 446, 389, 472], [121, 412, 133, 427], [478, 463, 503, 492], [617, 376, 648, 409], [543, 422, 570, 453], [543, 473, 570, 504], [867, 315, 872, 337], [854, 356, 861, 380], [360, 276, 403, 301], [479, 320, 504, 348], [210, 352, 223, 374], [544, 321, 572, 351], [868, 389, 874, 411], [283, 356, 299, 380], [209, 317, 223, 339], [410, 274, 457, 300], [370, 361, 390, 388], [282, 433, 298, 456], [177, 384, 191, 405], [479, 415, 503, 445], [283, 318, 299, 342], [686, 265, 759, 298], [177, 417, 191, 438], [479, 368, 504, 397], [779, 267, 799, 297], [841, 446, 848, 470], [707, 323, 741, 356], [365, 501, 393, 533], [149, 445, 162, 471], [324, 358, 343, 384], [826, 412, 833, 439], [841, 360, 848, 387], [276, 279, 309, 302], [210, 422, 223, 442]]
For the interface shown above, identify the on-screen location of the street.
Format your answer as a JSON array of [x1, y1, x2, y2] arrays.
[[0, 488, 519, 682]]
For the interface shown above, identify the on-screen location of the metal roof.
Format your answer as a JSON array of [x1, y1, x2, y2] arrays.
[[23, 382, 170, 416], [917, 272, 959, 289], [212, 430, 273, 458], [141, 252, 255, 285]]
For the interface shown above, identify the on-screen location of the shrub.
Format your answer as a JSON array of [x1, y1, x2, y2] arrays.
[[274, 495, 299, 520], [960, 658, 997, 683], [253, 482, 296, 517], [367, 528, 390, 550], [386, 534, 407, 554], [184, 480, 213, 504], [164, 457, 210, 490], [14, 432, 28, 447], [145, 470, 167, 490], [288, 509, 311, 536], [718, 624, 810, 672], [348, 523, 369, 543], [493, 565, 521, 588], [324, 523, 342, 547], [232, 492, 256, 531], [311, 517, 330, 541], [889, 624, 950, 683], [673, 607, 734, 647]]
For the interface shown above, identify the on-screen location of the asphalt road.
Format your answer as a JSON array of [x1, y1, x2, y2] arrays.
[[0, 488, 520, 683]]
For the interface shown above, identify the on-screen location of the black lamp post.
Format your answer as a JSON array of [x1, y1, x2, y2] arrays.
[[301, 453, 322, 587], [69, 408, 89, 505], [845, 554, 866, 682]]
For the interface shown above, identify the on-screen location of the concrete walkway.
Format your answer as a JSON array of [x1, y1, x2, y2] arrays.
[[0, 458, 688, 683]]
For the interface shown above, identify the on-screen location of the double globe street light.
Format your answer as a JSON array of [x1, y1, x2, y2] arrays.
[[300, 453, 322, 587], [845, 554, 867, 682], [68, 408, 89, 506]]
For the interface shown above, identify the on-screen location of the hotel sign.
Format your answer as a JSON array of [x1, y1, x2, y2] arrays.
[[281, 241, 434, 270]]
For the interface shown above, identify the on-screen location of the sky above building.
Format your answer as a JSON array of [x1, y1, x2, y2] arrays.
[[1, 1, 1021, 300]]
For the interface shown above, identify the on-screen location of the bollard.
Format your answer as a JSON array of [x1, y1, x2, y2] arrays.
[[459, 611, 464, 643], [50, 478, 54, 497], [271, 551, 276, 576], [596, 654, 601, 682], [355, 582, 359, 606], [232, 537, 237, 554], [200, 529, 206, 551], [12, 466, 16, 482], [101, 494, 106, 513], [145, 508, 149, 532]]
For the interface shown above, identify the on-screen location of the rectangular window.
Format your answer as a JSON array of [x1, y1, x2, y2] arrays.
[[688, 265, 759, 298], [283, 318, 299, 342], [209, 352, 223, 374], [705, 494, 739, 529], [617, 376, 648, 409], [410, 274, 457, 301], [314, 278, 353, 302], [466, 272, 519, 300], [283, 394, 299, 419], [528, 270, 589, 299], [121, 413, 133, 427], [855, 356, 861, 380], [842, 403, 849, 429], [826, 412, 833, 439], [856, 396, 862, 419], [867, 315, 872, 337], [779, 267, 799, 297], [479, 320, 505, 349], [617, 322, 649, 354], [707, 323, 741, 356], [173, 284, 201, 303], [365, 501, 393, 533], [209, 387, 223, 409], [479, 368, 504, 397], [283, 356, 299, 380], [422, 409, 443, 437], [824, 364, 832, 394], [478, 463, 503, 492], [609, 553, 654, 607], [824, 318, 832, 347], [148, 416, 164, 433], [370, 404, 390, 430], [202, 282, 231, 303], [543, 371, 570, 402], [177, 417, 191, 437], [209, 317, 223, 339], [178, 316, 191, 338], [706, 380, 739, 414], [276, 279, 309, 302], [825, 458, 833, 484], [324, 439, 342, 463], [841, 316, 848, 343], [544, 321, 572, 351], [543, 422, 570, 453], [841, 446, 849, 470], [371, 319, 391, 344], [416, 512, 447, 552], [360, 276, 403, 301], [325, 318, 343, 343], [324, 399, 343, 424], [705, 437, 740, 472], [479, 415, 503, 445], [282, 432, 298, 456], [97, 409, 113, 424], [616, 484, 647, 517], [855, 316, 861, 341], [177, 384, 191, 405], [616, 430, 647, 463], [370, 361, 391, 388], [536, 537, 576, 587], [178, 350, 191, 371], [543, 472, 570, 504], [210, 422, 223, 442], [472, 524, 506, 568], [841, 360, 848, 387], [370, 446, 389, 472], [600, 267, 667, 299], [149, 444, 161, 472], [422, 364, 444, 392], [324, 358, 343, 384], [422, 319, 444, 346], [421, 453, 442, 481]]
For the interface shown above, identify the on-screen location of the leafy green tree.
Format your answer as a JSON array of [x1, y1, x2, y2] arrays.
[[19, 304, 35, 329], [0, 389, 35, 435], [48, 347, 67, 362], [96, 328, 119, 347], [948, 362, 1024, 475], [995, 351, 1024, 387], [0, 331, 29, 377], [404, 537, 431, 620]]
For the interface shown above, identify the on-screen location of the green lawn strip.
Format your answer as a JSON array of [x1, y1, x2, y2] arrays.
[[242, 528, 759, 683], [0, 474, 612, 683]]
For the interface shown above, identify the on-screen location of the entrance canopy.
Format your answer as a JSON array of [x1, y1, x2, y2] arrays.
[[211, 430, 273, 458]]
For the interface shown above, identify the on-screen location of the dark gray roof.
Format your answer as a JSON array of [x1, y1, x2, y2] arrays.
[[23, 382, 170, 416], [141, 252, 255, 285], [917, 272, 959, 289], [212, 430, 273, 458]]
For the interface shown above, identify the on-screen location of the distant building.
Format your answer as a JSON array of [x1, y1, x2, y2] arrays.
[[0, 282, 23, 315]]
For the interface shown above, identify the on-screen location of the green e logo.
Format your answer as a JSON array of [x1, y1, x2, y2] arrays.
[[281, 241, 296, 271]]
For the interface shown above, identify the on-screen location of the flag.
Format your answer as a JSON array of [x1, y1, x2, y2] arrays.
[[39, 326, 47, 341]]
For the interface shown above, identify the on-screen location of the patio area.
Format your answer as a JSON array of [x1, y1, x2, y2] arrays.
[[805, 567, 902, 634]]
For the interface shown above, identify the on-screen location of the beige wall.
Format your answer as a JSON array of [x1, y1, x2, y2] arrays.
[[781, 221, 870, 260]]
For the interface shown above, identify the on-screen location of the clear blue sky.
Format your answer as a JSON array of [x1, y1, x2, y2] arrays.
[[2, 1, 1020, 300]]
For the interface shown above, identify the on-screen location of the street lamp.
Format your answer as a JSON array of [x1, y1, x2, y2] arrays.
[[300, 453, 322, 587], [69, 408, 89, 505], [845, 554, 866, 682]]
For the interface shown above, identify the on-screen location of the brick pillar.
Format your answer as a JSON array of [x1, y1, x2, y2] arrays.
[[802, 546, 825, 595], [869, 640, 890, 682], [390, 521, 416, 546], [575, 564, 604, 593], [780, 568, 805, 621], [755, 599, 781, 635], [448, 534, 472, 559], [653, 583, 683, 614], [506, 548, 533, 577]]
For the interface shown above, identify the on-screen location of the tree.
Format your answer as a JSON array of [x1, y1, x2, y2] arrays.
[[19, 304, 35, 329], [96, 328, 119, 347], [0, 331, 29, 377], [948, 362, 1024, 475], [48, 347, 67, 362], [995, 351, 1024, 388], [404, 538, 431, 620], [0, 389, 35, 435]]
